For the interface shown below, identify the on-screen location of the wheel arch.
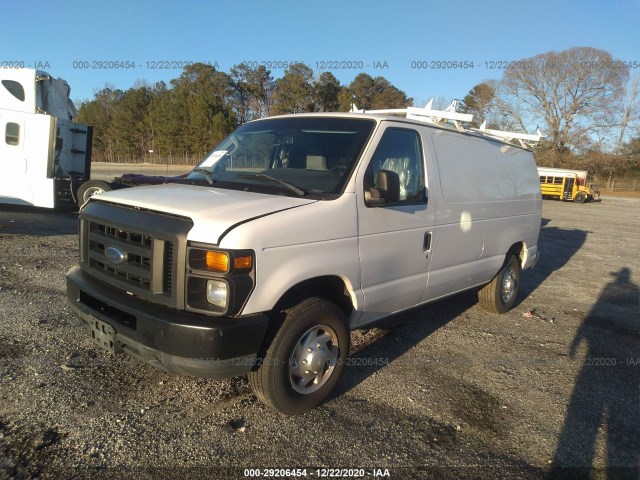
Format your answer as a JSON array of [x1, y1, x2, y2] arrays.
[[507, 241, 524, 261], [273, 275, 355, 319]]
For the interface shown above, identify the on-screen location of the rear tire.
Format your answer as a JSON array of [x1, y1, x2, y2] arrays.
[[248, 297, 349, 415], [77, 180, 112, 206], [478, 255, 521, 314]]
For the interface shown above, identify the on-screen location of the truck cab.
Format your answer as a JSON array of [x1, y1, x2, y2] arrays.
[[0, 68, 93, 208], [66, 105, 542, 414]]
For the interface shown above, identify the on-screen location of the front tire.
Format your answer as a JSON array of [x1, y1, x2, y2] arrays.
[[478, 255, 521, 314], [248, 298, 349, 415]]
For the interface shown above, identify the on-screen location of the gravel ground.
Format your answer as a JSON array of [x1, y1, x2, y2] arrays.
[[0, 196, 638, 479]]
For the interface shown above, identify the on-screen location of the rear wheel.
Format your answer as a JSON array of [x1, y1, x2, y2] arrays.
[[248, 297, 349, 415], [77, 180, 112, 206], [478, 255, 521, 314]]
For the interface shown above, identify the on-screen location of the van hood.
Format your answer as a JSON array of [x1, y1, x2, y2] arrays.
[[90, 183, 317, 244]]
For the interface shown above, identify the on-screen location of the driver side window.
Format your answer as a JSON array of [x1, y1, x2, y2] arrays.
[[364, 128, 425, 203]]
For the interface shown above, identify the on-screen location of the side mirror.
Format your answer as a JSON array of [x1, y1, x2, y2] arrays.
[[365, 169, 400, 207]]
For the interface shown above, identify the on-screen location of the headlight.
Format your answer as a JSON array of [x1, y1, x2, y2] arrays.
[[186, 245, 255, 315], [206, 280, 228, 308]]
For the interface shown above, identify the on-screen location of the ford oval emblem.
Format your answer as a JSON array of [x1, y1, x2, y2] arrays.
[[105, 246, 127, 265]]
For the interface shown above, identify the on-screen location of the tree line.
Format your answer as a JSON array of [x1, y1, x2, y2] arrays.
[[78, 47, 639, 180], [76, 63, 410, 163], [457, 47, 639, 179]]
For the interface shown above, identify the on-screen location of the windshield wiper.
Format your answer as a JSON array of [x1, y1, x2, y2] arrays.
[[192, 167, 215, 185], [239, 174, 306, 196]]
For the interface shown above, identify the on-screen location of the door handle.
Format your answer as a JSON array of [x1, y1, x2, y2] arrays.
[[423, 232, 432, 252]]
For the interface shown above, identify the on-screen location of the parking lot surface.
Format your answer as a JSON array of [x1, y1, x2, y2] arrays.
[[0, 196, 638, 479]]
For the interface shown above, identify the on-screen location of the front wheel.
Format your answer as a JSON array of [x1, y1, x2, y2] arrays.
[[478, 255, 521, 314], [248, 298, 350, 415], [77, 180, 112, 206], [574, 192, 587, 203]]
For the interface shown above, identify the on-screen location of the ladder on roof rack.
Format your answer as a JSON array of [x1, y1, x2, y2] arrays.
[[468, 122, 543, 149], [350, 99, 472, 132], [349, 98, 543, 148]]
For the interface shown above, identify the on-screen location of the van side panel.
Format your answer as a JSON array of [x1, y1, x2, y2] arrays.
[[431, 131, 541, 211], [423, 130, 541, 302]]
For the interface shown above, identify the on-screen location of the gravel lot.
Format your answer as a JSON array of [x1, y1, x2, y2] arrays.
[[0, 194, 638, 479]]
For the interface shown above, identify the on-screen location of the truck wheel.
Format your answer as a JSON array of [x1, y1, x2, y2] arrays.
[[478, 255, 521, 314], [77, 180, 111, 206], [248, 297, 349, 415], [574, 192, 586, 203]]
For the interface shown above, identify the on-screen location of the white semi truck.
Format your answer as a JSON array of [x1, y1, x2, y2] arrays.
[[0, 68, 110, 208]]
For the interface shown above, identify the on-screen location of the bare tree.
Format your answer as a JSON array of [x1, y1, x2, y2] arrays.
[[615, 73, 640, 153], [494, 47, 628, 160], [430, 95, 452, 111]]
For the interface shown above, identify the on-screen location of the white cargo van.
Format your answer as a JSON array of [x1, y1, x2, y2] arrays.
[[66, 104, 542, 414]]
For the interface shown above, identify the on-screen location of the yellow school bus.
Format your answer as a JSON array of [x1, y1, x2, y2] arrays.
[[537, 167, 600, 203]]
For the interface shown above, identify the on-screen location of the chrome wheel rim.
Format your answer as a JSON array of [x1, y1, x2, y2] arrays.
[[83, 187, 105, 202], [289, 325, 339, 394], [501, 266, 517, 304]]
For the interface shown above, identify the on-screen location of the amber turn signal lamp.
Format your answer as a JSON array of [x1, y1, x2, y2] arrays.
[[234, 256, 253, 270], [205, 251, 230, 272]]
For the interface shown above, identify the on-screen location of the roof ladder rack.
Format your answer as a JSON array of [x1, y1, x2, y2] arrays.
[[349, 98, 543, 148], [468, 122, 543, 149], [350, 99, 473, 132]]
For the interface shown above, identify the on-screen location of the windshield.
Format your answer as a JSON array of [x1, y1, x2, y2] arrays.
[[183, 117, 375, 199]]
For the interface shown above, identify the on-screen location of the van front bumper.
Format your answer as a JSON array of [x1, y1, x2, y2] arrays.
[[66, 265, 269, 379]]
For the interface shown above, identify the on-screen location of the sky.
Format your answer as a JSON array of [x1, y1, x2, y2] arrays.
[[2, 0, 640, 112]]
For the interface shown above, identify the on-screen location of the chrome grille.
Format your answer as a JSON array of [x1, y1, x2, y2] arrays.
[[164, 242, 174, 293], [87, 221, 172, 296], [80, 202, 192, 309]]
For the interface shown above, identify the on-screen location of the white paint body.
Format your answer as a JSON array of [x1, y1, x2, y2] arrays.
[[98, 113, 542, 327], [0, 68, 90, 208]]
